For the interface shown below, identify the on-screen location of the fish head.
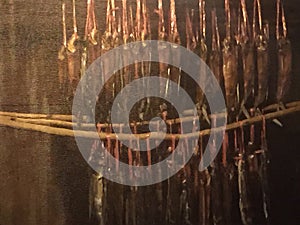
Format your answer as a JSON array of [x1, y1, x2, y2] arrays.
[[277, 37, 291, 51], [256, 35, 268, 51], [159, 31, 168, 41]]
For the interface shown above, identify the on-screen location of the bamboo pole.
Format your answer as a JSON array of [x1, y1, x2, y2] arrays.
[[14, 118, 77, 129], [0, 111, 74, 121], [0, 115, 79, 138], [1, 103, 300, 140], [1, 101, 300, 130]]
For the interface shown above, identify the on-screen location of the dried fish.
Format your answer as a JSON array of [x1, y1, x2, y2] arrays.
[[237, 125, 253, 225], [141, 0, 151, 42], [276, 0, 292, 103], [64, 0, 80, 92], [58, 1, 67, 61], [58, 1, 67, 89], [67, 50, 80, 93], [85, 0, 98, 46], [197, 0, 208, 107], [258, 116, 270, 224], [185, 9, 199, 104], [223, 0, 239, 116], [84, 0, 101, 69], [89, 125, 107, 224], [122, 1, 135, 87], [141, 0, 152, 113], [209, 6, 223, 95], [151, 120, 165, 224], [99, 0, 118, 119], [239, 0, 255, 108], [169, 0, 181, 88], [180, 181, 192, 225], [198, 136, 211, 225], [186, 9, 196, 53], [210, 115, 224, 225], [253, 0, 269, 108], [164, 109, 181, 224], [156, 0, 170, 96], [141, 0, 151, 78], [221, 131, 236, 224], [67, 0, 79, 53]]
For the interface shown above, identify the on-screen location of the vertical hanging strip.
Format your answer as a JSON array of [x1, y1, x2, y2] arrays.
[[128, 137, 133, 180], [260, 115, 270, 224], [238, 123, 251, 225], [114, 126, 120, 172], [67, 0, 79, 53], [146, 138, 151, 168], [171, 135, 175, 164], [106, 125, 112, 170]]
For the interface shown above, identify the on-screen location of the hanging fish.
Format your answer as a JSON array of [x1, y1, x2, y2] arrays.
[[156, 0, 170, 96], [99, 0, 118, 120], [122, 1, 135, 87], [67, 0, 79, 53], [210, 115, 224, 225], [112, 0, 123, 99], [141, 0, 151, 43], [162, 106, 181, 224], [58, 1, 67, 89], [141, 0, 152, 115], [132, 0, 143, 101], [168, 0, 181, 88], [198, 0, 207, 61], [185, 9, 200, 107], [102, 0, 113, 53], [58, 0, 67, 61], [221, 131, 236, 225], [259, 116, 271, 224], [64, 0, 81, 92], [209, 6, 223, 96], [89, 125, 107, 225], [186, 9, 197, 53], [237, 125, 253, 225], [198, 136, 211, 225], [253, 0, 269, 108], [141, 0, 151, 69], [223, 0, 239, 118], [180, 181, 192, 225], [85, 0, 98, 46], [197, 0, 208, 109], [239, 0, 255, 114], [67, 50, 80, 94], [276, 0, 292, 104]]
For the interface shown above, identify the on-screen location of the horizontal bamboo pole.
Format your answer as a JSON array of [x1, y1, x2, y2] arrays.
[[14, 118, 94, 130], [262, 100, 300, 112], [0, 115, 98, 139], [2, 101, 299, 130], [1, 103, 300, 140], [0, 111, 74, 121]]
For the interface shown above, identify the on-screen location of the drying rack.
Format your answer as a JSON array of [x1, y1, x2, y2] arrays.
[[1, 100, 300, 139]]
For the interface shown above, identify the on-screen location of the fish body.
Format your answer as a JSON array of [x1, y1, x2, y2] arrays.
[[277, 38, 292, 102], [223, 38, 239, 113], [254, 35, 269, 108], [241, 41, 255, 104], [209, 49, 223, 89]]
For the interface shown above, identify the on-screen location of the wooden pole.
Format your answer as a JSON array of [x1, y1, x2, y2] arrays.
[[1, 102, 300, 140], [1, 101, 299, 129], [0, 111, 74, 121]]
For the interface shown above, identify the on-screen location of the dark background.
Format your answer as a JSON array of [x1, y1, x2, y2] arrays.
[[0, 0, 299, 224]]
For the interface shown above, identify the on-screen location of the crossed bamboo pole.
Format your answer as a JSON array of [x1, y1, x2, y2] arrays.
[[0, 101, 300, 140]]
